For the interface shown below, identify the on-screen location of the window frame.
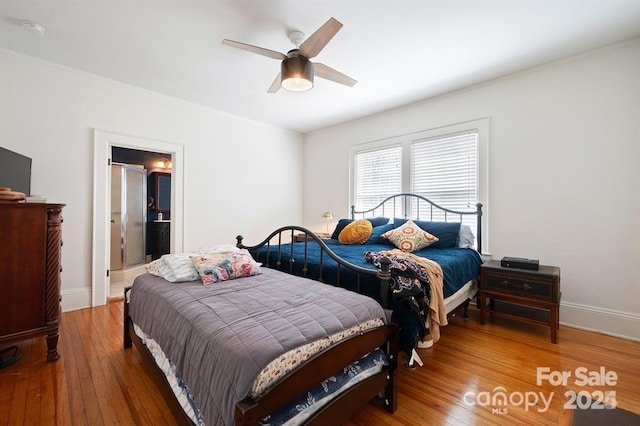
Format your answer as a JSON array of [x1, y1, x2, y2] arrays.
[[349, 118, 490, 253]]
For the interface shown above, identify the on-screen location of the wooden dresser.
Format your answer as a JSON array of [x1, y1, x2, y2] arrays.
[[0, 202, 65, 361]]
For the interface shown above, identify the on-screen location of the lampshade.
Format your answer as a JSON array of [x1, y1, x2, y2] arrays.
[[322, 211, 333, 234], [281, 53, 314, 92]]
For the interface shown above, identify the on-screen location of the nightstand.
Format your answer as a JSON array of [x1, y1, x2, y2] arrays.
[[294, 232, 331, 242], [479, 260, 561, 343]]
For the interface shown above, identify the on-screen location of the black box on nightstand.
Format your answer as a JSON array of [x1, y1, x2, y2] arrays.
[[500, 256, 539, 270]]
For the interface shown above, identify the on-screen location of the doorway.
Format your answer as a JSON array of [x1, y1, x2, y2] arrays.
[[92, 130, 184, 307], [108, 149, 174, 298]]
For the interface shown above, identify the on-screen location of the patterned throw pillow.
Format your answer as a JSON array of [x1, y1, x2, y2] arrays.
[[190, 250, 261, 285], [145, 259, 163, 277], [338, 219, 374, 244], [381, 219, 439, 252]]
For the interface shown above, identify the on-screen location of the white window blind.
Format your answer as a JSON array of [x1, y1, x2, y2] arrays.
[[411, 131, 478, 224], [354, 145, 402, 213]]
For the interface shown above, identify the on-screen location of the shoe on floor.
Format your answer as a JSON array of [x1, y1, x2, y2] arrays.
[[417, 333, 434, 349]]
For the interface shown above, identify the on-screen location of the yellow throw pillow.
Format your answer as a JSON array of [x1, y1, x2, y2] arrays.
[[381, 219, 439, 252], [338, 219, 373, 244]]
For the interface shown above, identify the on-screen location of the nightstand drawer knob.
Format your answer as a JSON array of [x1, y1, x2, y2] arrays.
[[501, 280, 531, 291]]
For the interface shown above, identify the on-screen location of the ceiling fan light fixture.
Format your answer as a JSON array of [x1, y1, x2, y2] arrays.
[[281, 54, 314, 92], [222, 17, 355, 93]]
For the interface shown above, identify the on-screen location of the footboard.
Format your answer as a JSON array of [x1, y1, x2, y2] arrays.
[[236, 226, 393, 309], [235, 324, 399, 425]]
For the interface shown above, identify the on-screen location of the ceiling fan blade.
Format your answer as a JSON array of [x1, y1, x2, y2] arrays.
[[314, 63, 357, 87], [222, 39, 286, 60], [267, 73, 281, 93], [298, 17, 343, 58]]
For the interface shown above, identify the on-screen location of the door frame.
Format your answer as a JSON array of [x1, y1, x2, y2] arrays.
[[92, 130, 184, 306]]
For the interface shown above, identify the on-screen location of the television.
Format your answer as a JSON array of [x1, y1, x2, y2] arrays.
[[0, 146, 32, 196]]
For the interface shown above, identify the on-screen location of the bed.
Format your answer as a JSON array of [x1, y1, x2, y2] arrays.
[[236, 193, 484, 317], [124, 250, 399, 426]]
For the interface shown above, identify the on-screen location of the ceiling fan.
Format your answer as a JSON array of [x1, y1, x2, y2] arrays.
[[222, 17, 357, 93]]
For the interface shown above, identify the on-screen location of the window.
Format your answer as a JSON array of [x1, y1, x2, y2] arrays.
[[351, 119, 489, 251], [353, 145, 402, 212], [411, 131, 478, 228]]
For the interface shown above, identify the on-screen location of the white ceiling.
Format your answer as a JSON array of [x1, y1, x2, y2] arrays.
[[2, 1, 640, 134]]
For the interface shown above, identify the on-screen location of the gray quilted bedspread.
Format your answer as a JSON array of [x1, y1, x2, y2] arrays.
[[129, 268, 386, 426]]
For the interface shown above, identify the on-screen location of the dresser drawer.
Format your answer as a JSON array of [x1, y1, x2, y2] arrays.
[[485, 272, 557, 300]]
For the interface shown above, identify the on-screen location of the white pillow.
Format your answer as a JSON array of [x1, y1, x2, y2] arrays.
[[458, 225, 475, 248], [155, 244, 243, 282], [158, 252, 200, 282]]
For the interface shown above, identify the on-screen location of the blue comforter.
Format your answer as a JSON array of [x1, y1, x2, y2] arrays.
[[249, 239, 482, 304]]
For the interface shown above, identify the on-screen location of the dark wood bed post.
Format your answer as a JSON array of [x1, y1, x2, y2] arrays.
[[376, 257, 392, 308]]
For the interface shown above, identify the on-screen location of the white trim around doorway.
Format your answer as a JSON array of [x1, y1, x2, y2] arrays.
[[92, 130, 184, 307]]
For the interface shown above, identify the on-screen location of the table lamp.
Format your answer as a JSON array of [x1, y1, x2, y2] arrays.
[[322, 211, 334, 234]]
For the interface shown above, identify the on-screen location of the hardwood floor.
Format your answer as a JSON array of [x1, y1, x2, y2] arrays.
[[1, 301, 638, 425]]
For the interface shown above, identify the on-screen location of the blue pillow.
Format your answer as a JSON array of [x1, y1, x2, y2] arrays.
[[368, 217, 390, 227], [331, 219, 353, 240], [414, 221, 461, 248], [331, 217, 389, 240], [367, 223, 396, 244], [392, 218, 408, 227]]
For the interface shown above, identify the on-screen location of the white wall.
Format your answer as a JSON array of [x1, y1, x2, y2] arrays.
[[303, 39, 640, 340], [0, 48, 304, 311]]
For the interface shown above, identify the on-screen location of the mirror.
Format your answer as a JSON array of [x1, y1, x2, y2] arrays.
[[154, 172, 171, 213]]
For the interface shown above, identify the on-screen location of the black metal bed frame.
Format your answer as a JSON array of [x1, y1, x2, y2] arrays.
[[236, 193, 483, 311], [351, 193, 483, 255]]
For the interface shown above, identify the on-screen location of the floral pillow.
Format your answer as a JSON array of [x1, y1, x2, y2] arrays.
[[190, 249, 262, 285], [145, 259, 163, 277], [381, 219, 439, 252]]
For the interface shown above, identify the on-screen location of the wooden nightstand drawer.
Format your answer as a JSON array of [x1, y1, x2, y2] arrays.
[[484, 272, 556, 301]]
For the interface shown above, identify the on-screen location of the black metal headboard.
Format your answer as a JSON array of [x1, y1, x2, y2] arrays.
[[351, 193, 483, 254]]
